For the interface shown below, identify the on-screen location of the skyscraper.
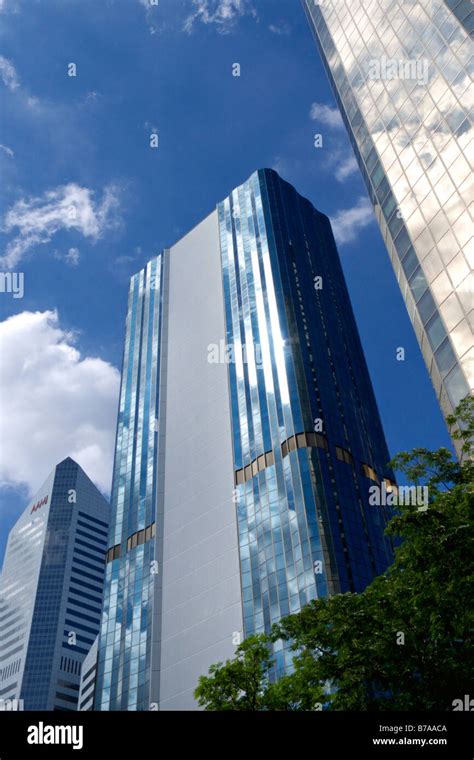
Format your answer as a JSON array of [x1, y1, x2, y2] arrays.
[[78, 636, 98, 711], [303, 0, 472, 454], [0, 458, 109, 710], [95, 169, 396, 712]]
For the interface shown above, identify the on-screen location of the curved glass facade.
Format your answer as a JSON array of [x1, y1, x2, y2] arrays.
[[304, 0, 473, 455], [95, 170, 397, 706], [219, 169, 395, 674]]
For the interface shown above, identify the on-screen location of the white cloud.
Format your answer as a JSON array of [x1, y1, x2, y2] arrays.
[[330, 197, 375, 245], [0, 310, 120, 495], [1, 183, 121, 268], [54, 246, 80, 266], [269, 21, 291, 35], [334, 154, 358, 182], [310, 101, 344, 129], [144, 120, 158, 134], [184, 0, 256, 33], [0, 144, 14, 157], [64, 246, 80, 265], [0, 55, 20, 90], [137, 0, 162, 35]]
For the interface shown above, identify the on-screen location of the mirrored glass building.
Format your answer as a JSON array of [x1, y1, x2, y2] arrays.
[[0, 458, 109, 710], [303, 0, 473, 455], [95, 170, 396, 711]]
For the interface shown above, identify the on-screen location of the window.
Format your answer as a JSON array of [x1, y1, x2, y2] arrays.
[[435, 338, 456, 377], [361, 463, 378, 482], [336, 446, 354, 465], [426, 313, 447, 352], [383, 477, 397, 495], [265, 451, 274, 467], [297, 433, 307, 449], [409, 267, 428, 302], [418, 289, 436, 325]]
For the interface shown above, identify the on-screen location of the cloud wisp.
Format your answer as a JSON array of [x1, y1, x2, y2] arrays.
[[0, 143, 14, 157], [184, 0, 257, 34], [0, 55, 20, 90], [1, 183, 121, 267], [310, 101, 344, 130], [330, 196, 375, 245]]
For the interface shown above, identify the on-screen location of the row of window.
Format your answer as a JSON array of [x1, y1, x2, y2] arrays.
[[282, 432, 328, 457], [0, 681, 17, 696], [235, 433, 384, 486], [55, 691, 78, 706], [57, 679, 79, 692], [80, 671, 95, 700], [60, 656, 81, 676], [0, 658, 20, 682], [79, 676, 95, 710], [234, 432, 330, 485], [105, 522, 156, 564], [234, 451, 275, 485], [77, 511, 108, 531], [335, 446, 383, 484]]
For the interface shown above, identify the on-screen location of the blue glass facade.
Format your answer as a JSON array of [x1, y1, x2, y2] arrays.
[[303, 0, 472, 456], [218, 170, 394, 672], [95, 257, 163, 711], [0, 458, 108, 710], [95, 170, 395, 707]]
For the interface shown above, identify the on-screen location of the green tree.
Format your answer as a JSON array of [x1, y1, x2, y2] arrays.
[[194, 635, 274, 711], [195, 399, 474, 710]]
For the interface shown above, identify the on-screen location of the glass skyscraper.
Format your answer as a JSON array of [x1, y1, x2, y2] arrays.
[[303, 0, 473, 454], [0, 457, 109, 710], [96, 169, 396, 711]]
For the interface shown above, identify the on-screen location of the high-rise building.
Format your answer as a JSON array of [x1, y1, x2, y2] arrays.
[[303, 0, 473, 455], [0, 458, 109, 711], [95, 169, 396, 712], [78, 636, 98, 711]]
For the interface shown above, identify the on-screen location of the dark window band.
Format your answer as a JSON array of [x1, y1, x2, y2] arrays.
[[234, 432, 328, 485], [106, 522, 156, 564], [234, 433, 392, 488]]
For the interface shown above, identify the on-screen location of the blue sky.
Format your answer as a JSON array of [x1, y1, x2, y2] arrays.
[[0, 0, 453, 565]]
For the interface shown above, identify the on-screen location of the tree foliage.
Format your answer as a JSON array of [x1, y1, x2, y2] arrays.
[[195, 399, 474, 710]]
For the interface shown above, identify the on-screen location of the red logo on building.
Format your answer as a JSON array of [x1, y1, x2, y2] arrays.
[[31, 495, 48, 514]]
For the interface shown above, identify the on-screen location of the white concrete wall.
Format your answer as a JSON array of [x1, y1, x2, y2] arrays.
[[156, 210, 243, 710]]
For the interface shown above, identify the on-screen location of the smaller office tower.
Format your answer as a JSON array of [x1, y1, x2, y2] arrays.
[[78, 637, 98, 711], [0, 458, 109, 710]]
